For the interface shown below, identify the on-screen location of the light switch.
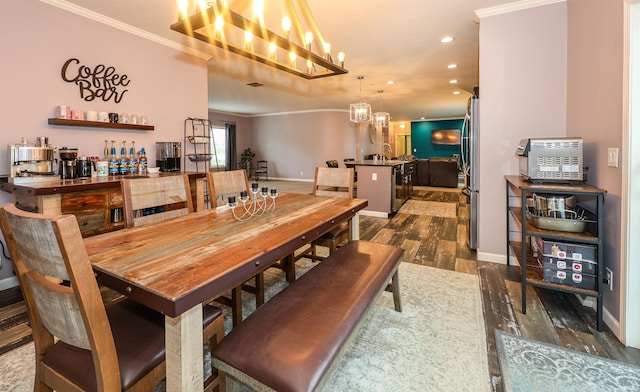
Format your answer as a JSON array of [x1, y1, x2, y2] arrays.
[[372, 172, 377, 181], [608, 148, 619, 168]]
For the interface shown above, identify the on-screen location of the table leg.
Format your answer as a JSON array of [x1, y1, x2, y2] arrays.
[[351, 212, 360, 240], [165, 304, 204, 392]]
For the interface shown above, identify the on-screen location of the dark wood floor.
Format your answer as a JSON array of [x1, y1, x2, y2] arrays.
[[1, 186, 640, 391], [358, 187, 640, 392]]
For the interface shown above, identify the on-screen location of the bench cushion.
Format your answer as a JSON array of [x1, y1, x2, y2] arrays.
[[212, 240, 404, 392]]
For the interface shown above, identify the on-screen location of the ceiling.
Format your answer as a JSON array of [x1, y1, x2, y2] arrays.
[[61, 0, 515, 121]]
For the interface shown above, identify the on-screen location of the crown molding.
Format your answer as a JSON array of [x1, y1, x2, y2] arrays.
[[475, 0, 566, 21], [40, 0, 211, 60]]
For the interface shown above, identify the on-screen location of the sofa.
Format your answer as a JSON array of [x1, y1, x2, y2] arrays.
[[416, 157, 459, 188]]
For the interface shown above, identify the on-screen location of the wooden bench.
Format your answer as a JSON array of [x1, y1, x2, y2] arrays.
[[211, 240, 404, 392]]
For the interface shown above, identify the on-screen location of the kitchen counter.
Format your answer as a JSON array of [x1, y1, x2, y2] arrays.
[[345, 159, 406, 167], [0, 171, 203, 195], [349, 160, 415, 218], [0, 172, 207, 237]]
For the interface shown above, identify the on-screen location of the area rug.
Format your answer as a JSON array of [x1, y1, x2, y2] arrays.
[[0, 262, 491, 392], [496, 330, 640, 392], [399, 199, 457, 218]]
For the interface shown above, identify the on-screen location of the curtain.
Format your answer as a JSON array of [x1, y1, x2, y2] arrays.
[[226, 123, 237, 171]]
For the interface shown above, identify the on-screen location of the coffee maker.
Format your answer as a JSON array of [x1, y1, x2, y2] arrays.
[[156, 142, 181, 172], [58, 147, 78, 179], [8, 141, 56, 183]]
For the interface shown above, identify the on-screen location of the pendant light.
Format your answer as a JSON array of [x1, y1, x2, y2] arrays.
[[350, 76, 372, 123], [374, 90, 390, 127]]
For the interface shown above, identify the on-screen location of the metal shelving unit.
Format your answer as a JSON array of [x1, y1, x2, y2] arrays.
[[505, 175, 607, 331], [183, 117, 220, 173]]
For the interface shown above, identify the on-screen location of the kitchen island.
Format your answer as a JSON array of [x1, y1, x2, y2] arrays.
[[0, 172, 206, 237], [346, 160, 415, 217]]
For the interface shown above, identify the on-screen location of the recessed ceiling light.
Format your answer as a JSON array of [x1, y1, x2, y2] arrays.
[[420, 117, 426, 120], [449, 79, 458, 84], [447, 64, 458, 69], [453, 91, 460, 95], [386, 80, 395, 85], [440, 36, 454, 43]]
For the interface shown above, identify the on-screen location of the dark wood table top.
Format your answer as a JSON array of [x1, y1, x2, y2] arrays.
[[84, 193, 367, 317]]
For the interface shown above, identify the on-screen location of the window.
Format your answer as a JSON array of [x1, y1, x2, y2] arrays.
[[210, 126, 226, 170]]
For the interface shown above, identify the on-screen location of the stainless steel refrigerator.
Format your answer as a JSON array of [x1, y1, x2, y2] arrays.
[[462, 95, 479, 250]]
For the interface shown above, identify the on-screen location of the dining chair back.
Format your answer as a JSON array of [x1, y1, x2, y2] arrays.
[[206, 169, 266, 326], [294, 167, 355, 266], [122, 174, 193, 228], [0, 203, 167, 391], [207, 169, 251, 206], [313, 166, 354, 198]]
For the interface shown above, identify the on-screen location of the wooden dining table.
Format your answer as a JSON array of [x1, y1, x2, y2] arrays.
[[83, 192, 367, 392]]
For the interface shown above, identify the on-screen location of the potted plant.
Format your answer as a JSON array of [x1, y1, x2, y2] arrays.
[[239, 147, 256, 175]]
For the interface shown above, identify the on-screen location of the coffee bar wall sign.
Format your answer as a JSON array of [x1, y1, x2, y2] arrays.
[[50, 58, 153, 131], [61, 58, 130, 103]]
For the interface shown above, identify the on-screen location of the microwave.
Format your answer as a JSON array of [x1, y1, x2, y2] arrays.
[[516, 137, 584, 182]]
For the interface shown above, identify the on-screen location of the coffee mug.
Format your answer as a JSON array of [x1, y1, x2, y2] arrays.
[[86, 111, 98, 121], [108, 113, 119, 123], [98, 112, 109, 122], [140, 115, 148, 125], [119, 113, 129, 124], [56, 105, 71, 119], [72, 110, 84, 120], [130, 114, 138, 125]]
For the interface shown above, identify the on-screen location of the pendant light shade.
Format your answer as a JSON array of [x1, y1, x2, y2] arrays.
[[374, 90, 390, 127], [350, 76, 372, 123]]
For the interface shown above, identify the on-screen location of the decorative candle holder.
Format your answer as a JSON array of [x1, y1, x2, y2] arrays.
[[228, 183, 277, 221]]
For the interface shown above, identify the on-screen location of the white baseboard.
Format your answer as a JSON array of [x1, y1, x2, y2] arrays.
[[476, 251, 508, 264], [0, 277, 18, 291], [267, 177, 313, 183], [359, 210, 389, 218]]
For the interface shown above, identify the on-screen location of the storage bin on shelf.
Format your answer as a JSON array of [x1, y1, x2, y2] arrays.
[[531, 236, 597, 290]]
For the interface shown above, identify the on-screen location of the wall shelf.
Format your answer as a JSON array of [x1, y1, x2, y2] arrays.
[[48, 118, 154, 131]]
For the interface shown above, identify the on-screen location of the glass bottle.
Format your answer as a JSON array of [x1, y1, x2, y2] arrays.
[[119, 140, 128, 175], [103, 139, 109, 161], [138, 147, 147, 174], [128, 141, 138, 175], [108, 140, 119, 176]]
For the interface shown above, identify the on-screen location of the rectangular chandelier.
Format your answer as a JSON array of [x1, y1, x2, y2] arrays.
[[170, 1, 348, 80], [350, 103, 372, 123]]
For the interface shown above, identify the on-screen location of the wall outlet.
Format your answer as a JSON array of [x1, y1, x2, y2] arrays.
[[372, 173, 377, 181], [605, 267, 613, 291], [300, 171, 303, 176]]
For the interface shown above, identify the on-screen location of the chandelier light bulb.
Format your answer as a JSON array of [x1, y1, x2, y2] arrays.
[[195, 0, 207, 12], [338, 52, 345, 67], [253, 0, 264, 17], [289, 51, 297, 68], [282, 17, 291, 39], [245, 31, 254, 50], [214, 15, 224, 31], [177, 0, 189, 20], [307, 59, 313, 74], [323, 42, 331, 60], [269, 42, 277, 60], [305, 32, 314, 50]]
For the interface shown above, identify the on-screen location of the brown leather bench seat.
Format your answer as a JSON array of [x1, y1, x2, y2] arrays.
[[211, 240, 404, 392]]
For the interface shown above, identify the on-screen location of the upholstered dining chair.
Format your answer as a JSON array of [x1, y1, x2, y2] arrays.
[[207, 169, 265, 326], [0, 203, 224, 392], [296, 166, 355, 265]]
